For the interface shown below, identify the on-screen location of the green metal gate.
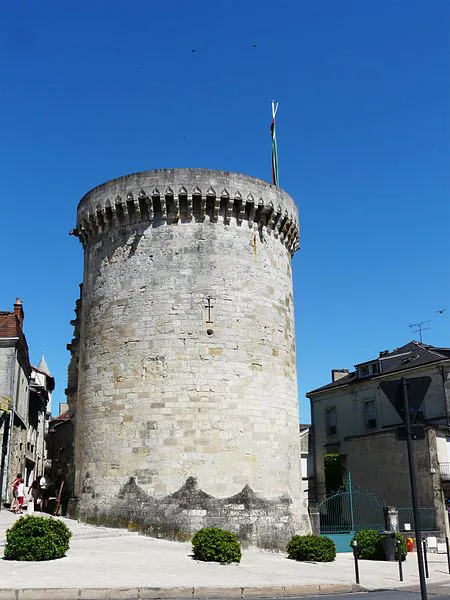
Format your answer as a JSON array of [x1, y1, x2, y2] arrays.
[[319, 474, 387, 552]]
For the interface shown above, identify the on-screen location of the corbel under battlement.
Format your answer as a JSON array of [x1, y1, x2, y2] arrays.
[[72, 169, 300, 255]]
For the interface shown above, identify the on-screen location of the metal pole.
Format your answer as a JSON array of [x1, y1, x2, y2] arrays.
[[42, 407, 46, 475], [352, 540, 360, 584], [397, 540, 404, 582], [348, 471, 355, 534], [446, 537, 450, 574], [402, 377, 428, 600], [5, 403, 16, 505], [422, 539, 429, 578], [0, 413, 9, 511]]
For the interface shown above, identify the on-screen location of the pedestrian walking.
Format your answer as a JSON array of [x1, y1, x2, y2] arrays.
[[10, 473, 22, 513], [15, 478, 25, 514], [39, 473, 49, 512], [28, 477, 40, 512]]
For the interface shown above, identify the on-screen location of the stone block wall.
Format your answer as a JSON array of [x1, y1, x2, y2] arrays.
[[70, 169, 309, 548]]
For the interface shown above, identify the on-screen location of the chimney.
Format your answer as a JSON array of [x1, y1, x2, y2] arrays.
[[13, 298, 24, 329], [331, 368, 349, 382]]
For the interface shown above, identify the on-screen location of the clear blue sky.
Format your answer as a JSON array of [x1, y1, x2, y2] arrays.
[[1, 1, 449, 420]]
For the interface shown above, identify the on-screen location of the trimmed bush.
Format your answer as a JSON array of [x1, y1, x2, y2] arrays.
[[394, 532, 407, 561], [192, 527, 242, 563], [351, 529, 407, 561], [4, 516, 72, 561], [351, 529, 383, 560], [286, 535, 336, 562]]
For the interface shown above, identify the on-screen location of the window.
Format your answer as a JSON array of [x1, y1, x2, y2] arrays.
[[326, 407, 337, 436], [301, 457, 308, 479], [358, 362, 380, 378], [359, 365, 369, 377], [364, 400, 377, 430]]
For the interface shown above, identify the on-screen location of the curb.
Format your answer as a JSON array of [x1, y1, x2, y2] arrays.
[[0, 584, 367, 600]]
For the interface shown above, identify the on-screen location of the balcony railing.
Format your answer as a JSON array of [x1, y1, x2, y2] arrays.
[[439, 462, 450, 480]]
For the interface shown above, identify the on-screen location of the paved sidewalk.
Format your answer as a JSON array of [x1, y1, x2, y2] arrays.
[[0, 510, 450, 599]]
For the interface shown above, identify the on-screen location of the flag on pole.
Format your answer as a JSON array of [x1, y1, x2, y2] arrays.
[[271, 100, 279, 187]]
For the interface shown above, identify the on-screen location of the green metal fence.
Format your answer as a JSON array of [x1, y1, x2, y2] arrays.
[[398, 508, 437, 532], [319, 475, 387, 534]]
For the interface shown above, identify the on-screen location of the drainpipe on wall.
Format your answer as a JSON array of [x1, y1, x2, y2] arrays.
[[309, 400, 317, 504], [41, 394, 48, 477], [441, 366, 449, 427], [440, 365, 450, 547], [42, 409, 46, 476]]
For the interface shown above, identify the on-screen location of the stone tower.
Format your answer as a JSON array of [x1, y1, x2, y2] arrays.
[[70, 169, 309, 548]]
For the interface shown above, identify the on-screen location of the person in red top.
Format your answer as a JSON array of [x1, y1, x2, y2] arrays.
[[16, 479, 25, 514], [10, 473, 22, 513]]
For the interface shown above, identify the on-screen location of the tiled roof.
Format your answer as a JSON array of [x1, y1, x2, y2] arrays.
[[308, 341, 450, 396], [50, 410, 70, 423], [37, 354, 51, 376]]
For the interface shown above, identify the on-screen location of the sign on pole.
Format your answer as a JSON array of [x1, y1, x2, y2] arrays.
[[380, 377, 431, 423], [380, 376, 431, 600], [396, 425, 426, 441]]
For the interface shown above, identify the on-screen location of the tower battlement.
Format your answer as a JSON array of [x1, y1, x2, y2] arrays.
[[74, 169, 300, 254]]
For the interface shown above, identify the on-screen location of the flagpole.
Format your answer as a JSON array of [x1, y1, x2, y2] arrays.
[[271, 100, 279, 187]]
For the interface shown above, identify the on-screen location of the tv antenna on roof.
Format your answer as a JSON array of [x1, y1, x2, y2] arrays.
[[409, 320, 431, 343]]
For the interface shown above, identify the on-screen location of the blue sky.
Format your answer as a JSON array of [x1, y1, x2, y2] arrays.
[[1, 1, 448, 420]]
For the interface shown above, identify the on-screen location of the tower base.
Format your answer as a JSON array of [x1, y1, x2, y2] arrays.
[[68, 476, 310, 550]]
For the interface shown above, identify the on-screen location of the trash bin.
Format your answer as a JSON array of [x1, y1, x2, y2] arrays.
[[47, 497, 56, 515], [381, 532, 396, 561]]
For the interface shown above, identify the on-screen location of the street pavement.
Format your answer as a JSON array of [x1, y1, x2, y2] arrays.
[[280, 594, 450, 600], [1, 510, 450, 599]]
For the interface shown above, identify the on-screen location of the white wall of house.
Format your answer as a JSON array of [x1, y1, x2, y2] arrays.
[[310, 362, 449, 505], [0, 346, 15, 399], [312, 364, 448, 447], [15, 365, 29, 426], [435, 432, 450, 464]]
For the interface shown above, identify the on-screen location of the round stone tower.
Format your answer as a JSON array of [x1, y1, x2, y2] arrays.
[[71, 168, 309, 548]]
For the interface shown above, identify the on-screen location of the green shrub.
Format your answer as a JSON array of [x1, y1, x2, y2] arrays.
[[351, 529, 407, 561], [324, 454, 346, 495], [351, 529, 383, 560], [394, 532, 407, 561], [4, 516, 72, 561], [286, 535, 336, 562], [192, 527, 241, 563]]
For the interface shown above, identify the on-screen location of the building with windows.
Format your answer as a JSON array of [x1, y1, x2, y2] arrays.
[[46, 406, 73, 515], [27, 358, 54, 483], [0, 299, 53, 501], [0, 299, 31, 500], [307, 341, 450, 533], [299, 424, 315, 503]]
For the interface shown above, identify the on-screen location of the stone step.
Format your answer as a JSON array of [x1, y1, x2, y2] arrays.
[[57, 517, 141, 540], [0, 511, 140, 542]]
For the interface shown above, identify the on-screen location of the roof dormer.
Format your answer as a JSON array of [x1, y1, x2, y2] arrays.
[[357, 360, 381, 379]]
